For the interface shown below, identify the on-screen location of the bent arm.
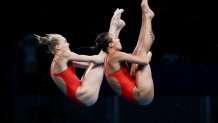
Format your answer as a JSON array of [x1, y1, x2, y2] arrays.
[[115, 51, 152, 65], [68, 52, 104, 64], [72, 61, 91, 69]]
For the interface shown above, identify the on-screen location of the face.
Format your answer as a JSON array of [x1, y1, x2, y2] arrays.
[[109, 33, 122, 50], [56, 36, 70, 51]]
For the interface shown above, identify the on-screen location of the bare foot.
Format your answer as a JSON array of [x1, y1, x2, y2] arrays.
[[112, 8, 126, 30], [141, 0, 154, 19]]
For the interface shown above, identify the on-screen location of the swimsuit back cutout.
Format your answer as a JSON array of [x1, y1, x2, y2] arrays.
[[51, 64, 84, 106], [104, 57, 137, 103]]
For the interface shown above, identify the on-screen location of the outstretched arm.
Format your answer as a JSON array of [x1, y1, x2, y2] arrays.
[[72, 51, 106, 68], [67, 52, 104, 64], [72, 61, 91, 69], [113, 51, 152, 65], [109, 8, 126, 38]]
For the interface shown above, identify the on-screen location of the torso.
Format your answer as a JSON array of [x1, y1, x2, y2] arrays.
[[50, 55, 69, 74], [49, 53, 83, 105], [104, 53, 137, 103], [50, 53, 75, 95], [104, 53, 128, 95]]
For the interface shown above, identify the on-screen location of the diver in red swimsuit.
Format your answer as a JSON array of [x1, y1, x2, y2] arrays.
[[35, 33, 105, 106], [95, 0, 155, 105]]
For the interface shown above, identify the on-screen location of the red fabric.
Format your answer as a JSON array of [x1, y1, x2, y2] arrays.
[[52, 65, 84, 106], [104, 58, 137, 104]]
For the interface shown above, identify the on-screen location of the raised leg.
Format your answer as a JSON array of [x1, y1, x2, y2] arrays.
[[131, 0, 155, 105]]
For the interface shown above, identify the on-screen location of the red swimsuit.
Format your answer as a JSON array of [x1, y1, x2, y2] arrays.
[[51, 65, 84, 106], [104, 58, 137, 104]]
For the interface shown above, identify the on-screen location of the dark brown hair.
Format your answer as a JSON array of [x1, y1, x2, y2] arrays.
[[95, 32, 112, 53]]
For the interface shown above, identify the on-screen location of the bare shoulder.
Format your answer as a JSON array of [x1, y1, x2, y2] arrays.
[[112, 51, 131, 61], [60, 52, 77, 61], [64, 51, 77, 57], [115, 51, 129, 56]]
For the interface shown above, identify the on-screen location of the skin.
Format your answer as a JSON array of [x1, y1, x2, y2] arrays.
[[104, 0, 155, 105], [50, 35, 106, 106], [48, 7, 125, 106]]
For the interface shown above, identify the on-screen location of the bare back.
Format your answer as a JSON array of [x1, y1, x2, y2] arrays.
[[104, 52, 131, 95], [50, 53, 76, 95]]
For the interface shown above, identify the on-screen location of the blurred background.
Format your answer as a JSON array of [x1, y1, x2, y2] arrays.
[[1, 0, 218, 123]]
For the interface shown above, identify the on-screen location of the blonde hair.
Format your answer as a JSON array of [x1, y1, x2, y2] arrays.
[[34, 34, 63, 54]]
